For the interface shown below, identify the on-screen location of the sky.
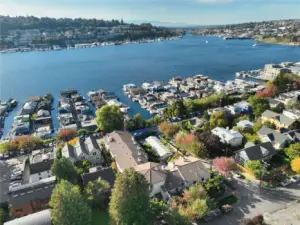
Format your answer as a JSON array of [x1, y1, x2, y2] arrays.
[[0, 0, 300, 26]]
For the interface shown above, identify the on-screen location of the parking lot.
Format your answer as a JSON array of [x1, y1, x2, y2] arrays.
[[0, 156, 28, 204]]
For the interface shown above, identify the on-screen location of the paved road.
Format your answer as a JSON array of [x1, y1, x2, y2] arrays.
[[0, 161, 11, 204], [207, 179, 300, 225]]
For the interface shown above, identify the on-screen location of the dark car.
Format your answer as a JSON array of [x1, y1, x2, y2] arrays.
[[10, 175, 22, 182]]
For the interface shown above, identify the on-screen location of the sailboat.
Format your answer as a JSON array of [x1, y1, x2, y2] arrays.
[[206, 41, 208, 44], [252, 43, 257, 47]]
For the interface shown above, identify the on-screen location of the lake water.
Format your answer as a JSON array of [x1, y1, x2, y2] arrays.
[[1, 34, 300, 134]]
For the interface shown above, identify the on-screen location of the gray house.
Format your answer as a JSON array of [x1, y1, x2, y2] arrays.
[[258, 126, 290, 150]]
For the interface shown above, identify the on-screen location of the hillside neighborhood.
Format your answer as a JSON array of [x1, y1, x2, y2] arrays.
[[1, 71, 300, 225]]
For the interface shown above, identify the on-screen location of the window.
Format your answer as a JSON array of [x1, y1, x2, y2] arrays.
[[93, 152, 97, 156]]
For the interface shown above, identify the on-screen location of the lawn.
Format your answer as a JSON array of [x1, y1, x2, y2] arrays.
[[92, 210, 109, 225], [218, 195, 238, 207]]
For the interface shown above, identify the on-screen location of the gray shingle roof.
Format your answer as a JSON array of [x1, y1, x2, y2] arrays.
[[261, 110, 296, 127], [258, 126, 288, 145], [82, 167, 115, 187], [235, 142, 276, 164], [135, 162, 167, 185], [4, 209, 51, 225]]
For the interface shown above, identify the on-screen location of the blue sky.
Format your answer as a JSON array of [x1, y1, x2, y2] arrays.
[[0, 0, 299, 25]]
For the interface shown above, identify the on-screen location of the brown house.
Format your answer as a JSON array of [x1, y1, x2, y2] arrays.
[[8, 176, 56, 218]]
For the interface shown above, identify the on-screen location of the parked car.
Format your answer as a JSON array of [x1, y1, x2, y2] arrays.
[[290, 175, 300, 183], [10, 175, 22, 182], [281, 179, 292, 187], [220, 204, 233, 214], [11, 171, 22, 176], [9, 182, 21, 190]]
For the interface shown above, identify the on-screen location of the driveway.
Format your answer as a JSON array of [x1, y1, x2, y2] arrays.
[[207, 179, 300, 225]]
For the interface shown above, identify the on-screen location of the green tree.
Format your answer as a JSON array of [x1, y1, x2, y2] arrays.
[[75, 160, 92, 175], [253, 121, 263, 132], [158, 122, 179, 139], [95, 105, 124, 133], [109, 168, 153, 225], [77, 129, 89, 136], [286, 99, 300, 110], [183, 183, 207, 202], [85, 178, 110, 209], [245, 160, 264, 177], [51, 157, 78, 184], [204, 174, 224, 196], [49, 180, 92, 225], [0, 142, 18, 153], [263, 121, 276, 129], [209, 111, 228, 128], [0, 208, 7, 225], [248, 96, 270, 118], [284, 142, 300, 160], [187, 140, 206, 158]]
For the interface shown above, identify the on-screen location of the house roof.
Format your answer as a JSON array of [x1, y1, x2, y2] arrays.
[[4, 209, 51, 225], [237, 120, 254, 128], [235, 142, 276, 164], [62, 143, 76, 159], [164, 170, 185, 191], [82, 167, 115, 187], [104, 131, 148, 171], [286, 130, 300, 142], [267, 98, 283, 106], [134, 162, 167, 185], [8, 176, 56, 208], [262, 110, 296, 127], [258, 126, 288, 145], [212, 127, 243, 141], [166, 156, 210, 184], [29, 149, 55, 174]]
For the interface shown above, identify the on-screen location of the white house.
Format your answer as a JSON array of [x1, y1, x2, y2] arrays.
[[212, 127, 243, 147], [62, 136, 103, 166], [236, 120, 254, 129], [145, 136, 172, 160]]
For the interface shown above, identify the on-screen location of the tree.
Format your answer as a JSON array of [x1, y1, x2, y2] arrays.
[[77, 129, 89, 136], [291, 157, 300, 174], [284, 142, 300, 160], [158, 122, 179, 139], [57, 128, 77, 142], [286, 99, 300, 110], [85, 178, 110, 208], [244, 160, 263, 177], [51, 157, 78, 184], [183, 184, 207, 202], [109, 168, 153, 225], [95, 105, 124, 133], [187, 140, 206, 158], [253, 121, 263, 132], [263, 121, 276, 129], [197, 131, 224, 158], [75, 160, 92, 175], [49, 180, 92, 225], [256, 83, 278, 98], [15, 136, 43, 151], [209, 111, 228, 128], [213, 157, 236, 177], [248, 96, 270, 118], [0, 208, 7, 225], [204, 174, 224, 197], [0, 141, 18, 153]]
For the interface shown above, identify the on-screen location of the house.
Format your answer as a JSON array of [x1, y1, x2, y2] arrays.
[[258, 126, 289, 150], [189, 117, 207, 129], [62, 136, 103, 166], [134, 162, 167, 196], [267, 98, 284, 110], [282, 109, 300, 120], [236, 120, 254, 129], [4, 209, 51, 225], [261, 110, 296, 129], [234, 142, 276, 165], [286, 130, 300, 143], [29, 148, 55, 183], [104, 131, 148, 172], [8, 176, 56, 218], [145, 136, 172, 160], [161, 156, 210, 201], [82, 166, 115, 188], [211, 127, 243, 147], [229, 101, 251, 115]]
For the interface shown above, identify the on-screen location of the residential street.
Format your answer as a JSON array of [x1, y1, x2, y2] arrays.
[[208, 179, 300, 225]]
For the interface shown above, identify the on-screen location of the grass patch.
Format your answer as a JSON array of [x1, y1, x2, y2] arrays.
[[92, 210, 109, 225], [218, 195, 238, 207]]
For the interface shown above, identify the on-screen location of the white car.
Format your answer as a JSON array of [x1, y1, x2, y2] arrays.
[[291, 175, 300, 183], [9, 182, 21, 189], [11, 171, 22, 176], [281, 179, 292, 187]]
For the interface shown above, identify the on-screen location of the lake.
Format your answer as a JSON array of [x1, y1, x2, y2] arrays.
[[1, 34, 300, 134]]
